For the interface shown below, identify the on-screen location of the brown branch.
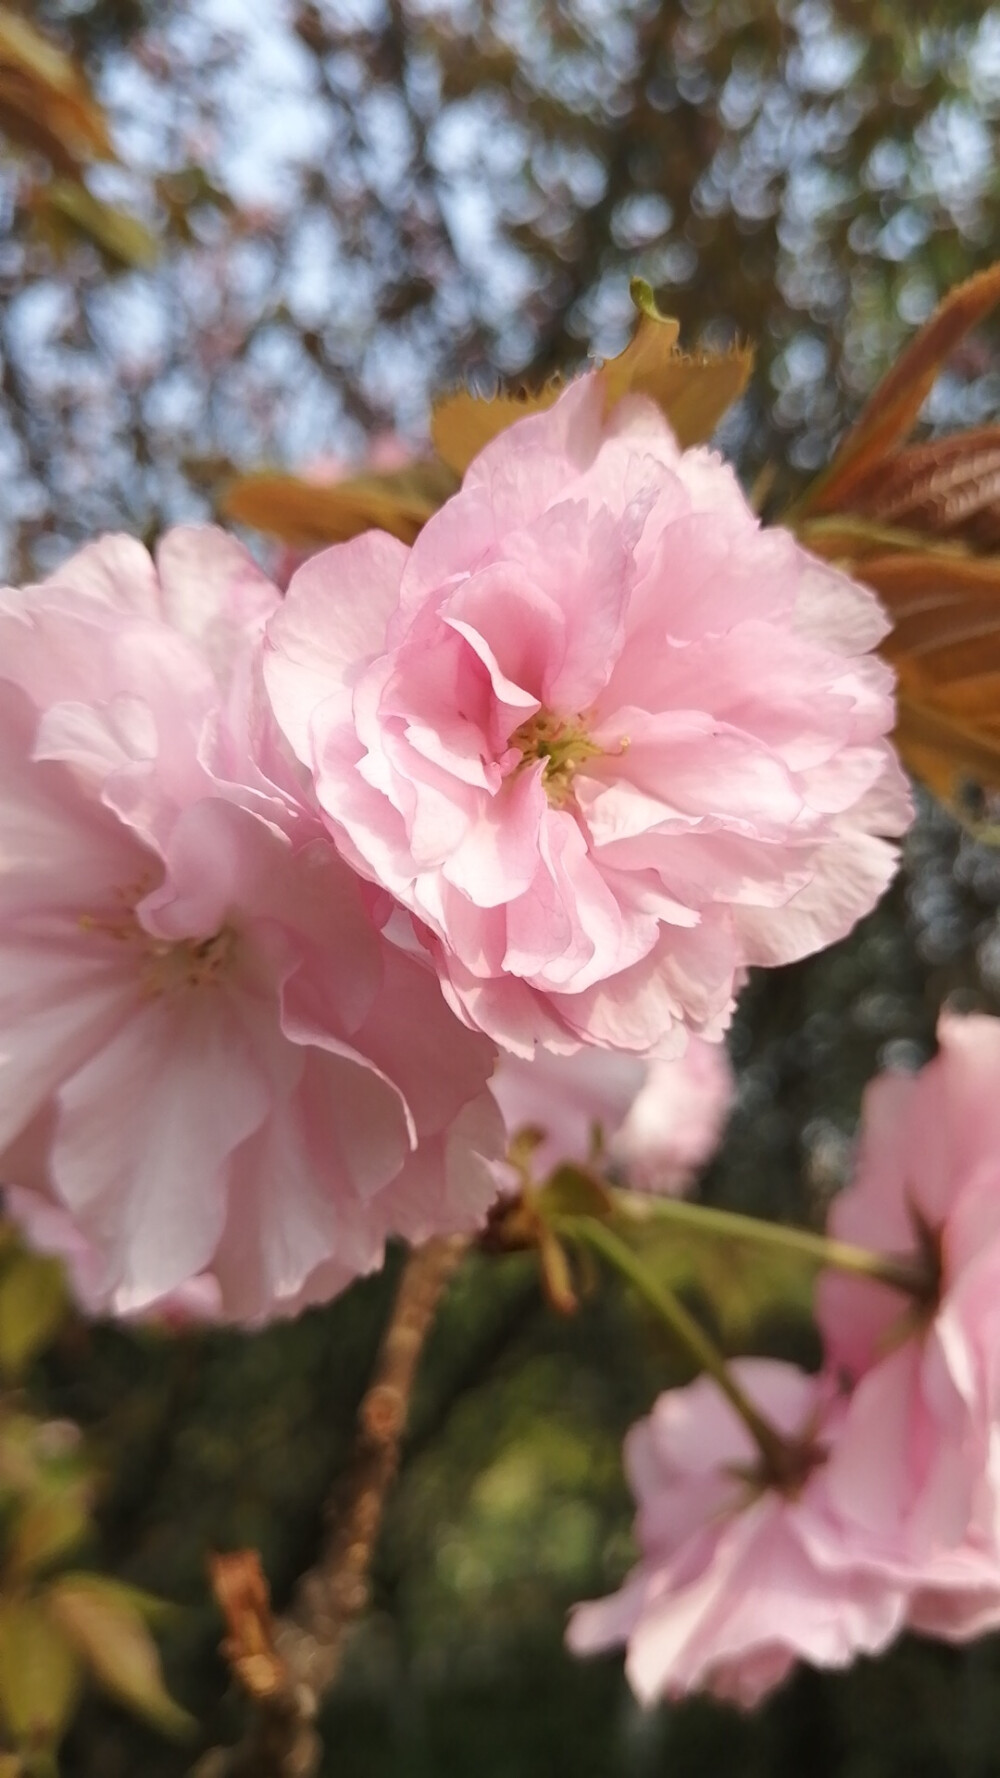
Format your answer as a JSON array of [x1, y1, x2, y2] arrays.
[[194, 1234, 469, 1778]]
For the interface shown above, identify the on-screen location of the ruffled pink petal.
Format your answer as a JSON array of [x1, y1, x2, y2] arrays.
[[155, 526, 279, 678], [733, 825, 901, 968], [51, 991, 271, 1308], [265, 530, 408, 761], [39, 534, 161, 616]]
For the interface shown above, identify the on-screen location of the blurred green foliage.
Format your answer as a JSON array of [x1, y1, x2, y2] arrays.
[[3, 2, 1000, 1775], [0, 1242, 191, 1772]]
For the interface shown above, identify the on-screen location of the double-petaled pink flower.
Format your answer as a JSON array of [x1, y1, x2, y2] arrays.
[[0, 528, 503, 1322], [567, 1362, 907, 1707], [266, 374, 910, 1058]]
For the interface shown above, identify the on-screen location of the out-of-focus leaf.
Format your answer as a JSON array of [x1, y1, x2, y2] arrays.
[[536, 1167, 614, 1222], [0, 1596, 81, 1745], [61, 1574, 181, 1631], [0, 1254, 67, 1381], [858, 549, 1000, 659], [0, 7, 115, 170], [8, 1477, 92, 1578], [792, 264, 1000, 815], [796, 515, 945, 563], [0, 11, 85, 99], [0, 1412, 82, 1506], [803, 530, 1000, 813], [0, 1414, 44, 1497], [845, 427, 1000, 551], [804, 262, 1000, 515], [46, 1574, 193, 1737], [431, 279, 753, 477], [892, 690, 1000, 811], [41, 179, 159, 268], [219, 459, 457, 546]]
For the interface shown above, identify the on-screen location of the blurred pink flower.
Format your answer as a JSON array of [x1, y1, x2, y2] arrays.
[[0, 528, 503, 1323], [816, 1012, 1000, 1623], [266, 374, 910, 1059], [567, 1361, 907, 1707], [490, 1047, 644, 1180], [491, 1035, 733, 1192], [612, 1035, 734, 1193]]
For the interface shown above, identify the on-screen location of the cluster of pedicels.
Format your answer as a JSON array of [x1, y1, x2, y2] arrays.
[[5, 366, 974, 1705]]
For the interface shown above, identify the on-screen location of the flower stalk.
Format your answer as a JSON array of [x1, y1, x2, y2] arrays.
[[605, 1184, 934, 1300], [557, 1215, 794, 1481]]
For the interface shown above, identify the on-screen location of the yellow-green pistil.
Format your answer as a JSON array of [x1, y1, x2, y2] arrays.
[[513, 710, 603, 805]]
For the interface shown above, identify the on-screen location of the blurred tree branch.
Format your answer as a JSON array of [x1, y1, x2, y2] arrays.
[[196, 1236, 469, 1778]]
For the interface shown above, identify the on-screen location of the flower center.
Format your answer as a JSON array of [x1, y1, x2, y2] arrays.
[[141, 929, 238, 997], [79, 897, 237, 998], [512, 709, 602, 806], [729, 1432, 829, 1501]]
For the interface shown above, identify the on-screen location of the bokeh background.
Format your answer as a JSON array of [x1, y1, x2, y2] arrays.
[[4, 1, 1000, 1773]]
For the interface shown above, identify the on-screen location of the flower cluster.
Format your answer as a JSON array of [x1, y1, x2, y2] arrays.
[[569, 1013, 1000, 1705], [0, 376, 904, 1326]]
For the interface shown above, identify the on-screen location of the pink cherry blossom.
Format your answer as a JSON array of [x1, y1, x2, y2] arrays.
[[816, 1012, 1000, 1617], [4, 1184, 222, 1325], [567, 1361, 907, 1707], [611, 1035, 733, 1193], [0, 528, 503, 1323], [491, 1035, 732, 1191], [266, 375, 910, 1058], [490, 1047, 645, 1180]]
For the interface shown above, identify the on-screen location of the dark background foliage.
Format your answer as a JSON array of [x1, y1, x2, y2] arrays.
[[5, 1, 1000, 1772]]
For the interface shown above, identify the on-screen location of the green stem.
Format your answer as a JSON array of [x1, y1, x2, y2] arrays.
[[608, 1187, 931, 1299], [560, 1215, 792, 1479]]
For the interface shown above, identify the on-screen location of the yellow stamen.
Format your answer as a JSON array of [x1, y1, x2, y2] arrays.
[[79, 903, 236, 997], [512, 710, 602, 806]]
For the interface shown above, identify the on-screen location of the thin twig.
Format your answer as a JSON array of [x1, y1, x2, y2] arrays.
[[194, 1234, 469, 1778]]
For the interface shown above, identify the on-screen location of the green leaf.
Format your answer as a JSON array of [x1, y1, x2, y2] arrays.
[[45, 1575, 193, 1738], [8, 1479, 92, 1579], [0, 1596, 81, 1746], [535, 1166, 614, 1221], [0, 1414, 44, 1498], [42, 180, 159, 268], [0, 1255, 67, 1381]]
